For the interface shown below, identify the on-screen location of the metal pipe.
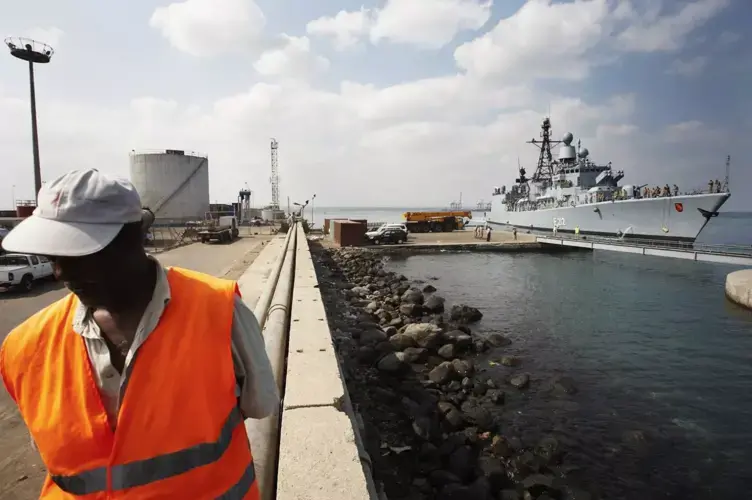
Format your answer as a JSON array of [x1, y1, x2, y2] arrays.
[[28, 60, 42, 202], [246, 222, 297, 500], [254, 225, 294, 330]]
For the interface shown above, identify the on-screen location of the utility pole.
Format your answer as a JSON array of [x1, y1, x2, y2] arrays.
[[5, 37, 55, 203]]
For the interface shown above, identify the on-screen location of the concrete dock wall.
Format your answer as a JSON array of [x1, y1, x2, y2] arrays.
[[276, 225, 378, 500], [238, 224, 376, 499], [725, 269, 752, 310]]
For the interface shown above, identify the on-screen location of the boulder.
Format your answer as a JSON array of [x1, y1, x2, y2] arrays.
[[423, 295, 446, 313], [449, 304, 483, 324], [401, 288, 425, 305], [428, 361, 457, 384], [377, 352, 409, 373]]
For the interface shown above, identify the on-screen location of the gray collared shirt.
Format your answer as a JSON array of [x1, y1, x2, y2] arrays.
[[33, 259, 278, 444]]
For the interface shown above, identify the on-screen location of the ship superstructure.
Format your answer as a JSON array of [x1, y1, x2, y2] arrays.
[[489, 118, 730, 242]]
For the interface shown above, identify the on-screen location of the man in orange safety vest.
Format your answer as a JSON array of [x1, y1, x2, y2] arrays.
[[0, 169, 278, 498]]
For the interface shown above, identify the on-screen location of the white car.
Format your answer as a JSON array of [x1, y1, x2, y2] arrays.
[[366, 223, 408, 238], [0, 253, 55, 292]]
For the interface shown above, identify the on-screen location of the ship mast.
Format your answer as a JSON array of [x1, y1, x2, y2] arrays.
[[526, 117, 562, 187]]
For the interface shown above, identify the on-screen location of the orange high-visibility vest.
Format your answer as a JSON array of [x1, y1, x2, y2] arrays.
[[0, 267, 259, 499]]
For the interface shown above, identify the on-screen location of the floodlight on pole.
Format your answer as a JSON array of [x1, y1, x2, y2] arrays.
[[4, 36, 55, 204]]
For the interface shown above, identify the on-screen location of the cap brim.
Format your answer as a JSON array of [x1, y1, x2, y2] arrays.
[[1, 215, 124, 257]]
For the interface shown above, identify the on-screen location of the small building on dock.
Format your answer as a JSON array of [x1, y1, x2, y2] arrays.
[[332, 220, 367, 247]]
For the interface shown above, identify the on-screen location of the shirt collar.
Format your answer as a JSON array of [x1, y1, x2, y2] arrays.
[[71, 256, 171, 337]]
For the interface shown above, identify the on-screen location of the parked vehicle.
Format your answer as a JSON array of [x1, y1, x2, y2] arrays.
[[199, 216, 240, 243], [0, 253, 55, 292], [366, 227, 408, 245], [374, 223, 409, 234], [403, 211, 469, 232], [0, 227, 9, 254]]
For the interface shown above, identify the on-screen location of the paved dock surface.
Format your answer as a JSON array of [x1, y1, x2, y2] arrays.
[[0, 237, 269, 500], [726, 269, 752, 310]]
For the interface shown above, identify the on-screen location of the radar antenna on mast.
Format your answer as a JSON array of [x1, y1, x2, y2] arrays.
[[526, 117, 562, 187], [270, 138, 280, 210]]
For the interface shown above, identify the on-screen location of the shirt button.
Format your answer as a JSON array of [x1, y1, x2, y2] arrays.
[[104, 370, 116, 379]]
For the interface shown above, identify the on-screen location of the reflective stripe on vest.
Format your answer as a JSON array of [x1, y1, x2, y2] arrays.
[[49, 406, 252, 496]]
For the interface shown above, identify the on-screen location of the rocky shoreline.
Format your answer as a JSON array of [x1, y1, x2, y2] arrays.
[[311, 244, 594, 500]]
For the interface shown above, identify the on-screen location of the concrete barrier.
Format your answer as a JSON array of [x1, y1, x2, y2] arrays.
[[237, 235, 289, 311], [276, 225, 378, 500], [726, 269, 752, 310], [245, 225, 297, 500], [255, 228, 295, 329]]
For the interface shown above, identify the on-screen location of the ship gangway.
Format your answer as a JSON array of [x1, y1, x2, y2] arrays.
[[536, 234, 752, 266]]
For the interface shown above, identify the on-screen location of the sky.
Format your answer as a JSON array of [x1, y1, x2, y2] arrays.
[[1, 0, 750, 210]]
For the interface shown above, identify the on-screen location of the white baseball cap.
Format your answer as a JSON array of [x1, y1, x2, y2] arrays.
[[1, 169, 143, 257]]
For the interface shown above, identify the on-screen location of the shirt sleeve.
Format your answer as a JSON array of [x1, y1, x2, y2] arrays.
[[230, 295, 280, 419]]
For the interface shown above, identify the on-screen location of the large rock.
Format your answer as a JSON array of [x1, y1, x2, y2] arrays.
[[358, 328, 387, 344], [402, 347, 429, 363], [451, 358, 474, 377], [428, 361, 457, 384], [423, 295, 446, 313], [399, 303, 424, 317], [401, 288, 425, 305], [389, 333, 416, 350], [437, 344, 456, 359], [404, 323, 445, 349], [449, 304, 483, 324], [377, 352, 409, 373], [437, 402, 465, 430], [509, 373, 530, 389], [486, 333, 512, 347], [444, 330, 473, 349]]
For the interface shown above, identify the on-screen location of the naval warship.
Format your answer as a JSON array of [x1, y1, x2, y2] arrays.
[[488, 118, 730, 242]]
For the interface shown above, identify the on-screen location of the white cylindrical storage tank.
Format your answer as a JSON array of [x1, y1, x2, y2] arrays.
[[261, 209, 276, 221], [129, 150, 210, 221]]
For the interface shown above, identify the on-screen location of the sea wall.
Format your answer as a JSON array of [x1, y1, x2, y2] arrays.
[[276, 226, 378, 499], [725, 269, 752, 310], [310, 245, 594, 499]]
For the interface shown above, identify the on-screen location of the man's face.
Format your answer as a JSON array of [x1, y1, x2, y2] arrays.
[[47, 246, 135, 309]]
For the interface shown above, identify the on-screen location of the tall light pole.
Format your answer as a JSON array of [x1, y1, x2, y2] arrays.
[[311, 193, 316, 228], [4, 37, 55, 204]]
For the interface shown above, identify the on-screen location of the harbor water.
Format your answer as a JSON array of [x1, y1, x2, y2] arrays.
[[376, 212, 752, 499]]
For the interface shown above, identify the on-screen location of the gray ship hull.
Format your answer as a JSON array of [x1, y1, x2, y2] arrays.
[[489, 193, 730, 242]]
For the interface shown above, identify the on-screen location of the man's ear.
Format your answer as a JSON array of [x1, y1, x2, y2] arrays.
[[141, 207, 155, 234]]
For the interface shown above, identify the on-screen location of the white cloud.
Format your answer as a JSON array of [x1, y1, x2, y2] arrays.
[[0, 0, 739, 207], [254, 35, 330, 79], [453, 0, 731, 83], [306, 0, 491, 51], [306, 8, 372, 51], [662, 120, 722, 143], [617, 0, 730, 52], [454, 0, 613, 82], [665, 56, 708, 77], [718, 31, 741, 45], [149, 0, 266, 57], [369, 0, 492, 49], [596, 124, 638, 139]]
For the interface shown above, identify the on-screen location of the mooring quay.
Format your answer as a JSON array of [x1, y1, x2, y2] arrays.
[[535, 234, 752, 266], [239, 223, 377, 500]]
